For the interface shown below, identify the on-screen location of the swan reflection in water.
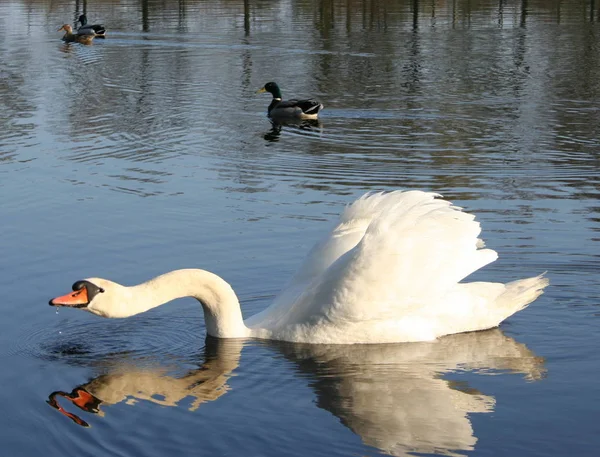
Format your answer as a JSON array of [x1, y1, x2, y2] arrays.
[[47, 329, 544, 455], [263, 118, 322, 142], [47, 337, 242, 427]]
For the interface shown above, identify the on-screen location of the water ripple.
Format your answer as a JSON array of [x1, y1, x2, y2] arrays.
[[10, 311, 205, 366]]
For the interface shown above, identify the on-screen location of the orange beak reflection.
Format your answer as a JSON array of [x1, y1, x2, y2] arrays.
[[50, 287, 89, 307], [47, 388, 103, 427]]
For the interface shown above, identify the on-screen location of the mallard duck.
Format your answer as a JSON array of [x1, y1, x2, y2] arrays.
[[57, 24, 96, 45], [256, 82, 324, 120], [78, 14, 106, 37]]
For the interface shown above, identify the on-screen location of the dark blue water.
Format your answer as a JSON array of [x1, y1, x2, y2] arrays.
[[1, 0, 599, 455]]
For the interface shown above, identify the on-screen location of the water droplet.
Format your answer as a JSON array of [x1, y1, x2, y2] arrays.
[[55, 307, 59, 315]]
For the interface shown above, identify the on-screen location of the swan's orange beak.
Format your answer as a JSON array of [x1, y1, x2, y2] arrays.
[[49, 288, 89, 307]]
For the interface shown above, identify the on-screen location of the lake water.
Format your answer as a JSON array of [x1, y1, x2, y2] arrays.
[[1, 0, 599, 455]]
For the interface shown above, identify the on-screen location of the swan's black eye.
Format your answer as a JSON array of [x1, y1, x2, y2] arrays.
[[70, 280, 104, 302]]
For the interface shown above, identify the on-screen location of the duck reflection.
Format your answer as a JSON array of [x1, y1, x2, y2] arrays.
[[264, 118, 323, 142], [47, 330, 544, 455]]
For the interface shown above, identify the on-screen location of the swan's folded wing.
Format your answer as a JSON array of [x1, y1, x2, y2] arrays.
[[247, 191, 423, 328], [278, 192, 498, 326]]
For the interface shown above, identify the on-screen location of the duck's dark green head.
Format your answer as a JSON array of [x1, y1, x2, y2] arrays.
[[78, 14, 87, 26], [257, 82, 282, 99]]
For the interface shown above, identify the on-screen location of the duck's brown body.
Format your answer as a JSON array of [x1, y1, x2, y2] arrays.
[[58, 24, 96, 45]]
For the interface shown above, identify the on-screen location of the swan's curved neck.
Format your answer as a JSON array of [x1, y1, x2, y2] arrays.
[[125, 269, 249, 338]]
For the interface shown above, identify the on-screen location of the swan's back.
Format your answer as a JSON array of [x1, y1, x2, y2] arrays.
[[246, 191, 547, 343]]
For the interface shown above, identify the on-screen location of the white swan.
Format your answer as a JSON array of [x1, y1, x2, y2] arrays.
[[49, 190, 548, 344]]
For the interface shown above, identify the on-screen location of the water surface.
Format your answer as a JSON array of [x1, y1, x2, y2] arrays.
[[1, 0, 599, 456]]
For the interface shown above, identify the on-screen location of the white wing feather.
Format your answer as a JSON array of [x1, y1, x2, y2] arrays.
[[246, 190, 547, 343], [248, 191, 494, 327], [246, 191, 394, 328]]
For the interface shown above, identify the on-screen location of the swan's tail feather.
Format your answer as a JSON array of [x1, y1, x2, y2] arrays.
[[497, 273, 549, 315]]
